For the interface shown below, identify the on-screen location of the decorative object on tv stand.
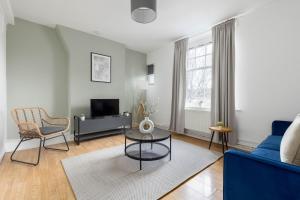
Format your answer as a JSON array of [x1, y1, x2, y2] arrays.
[[131, 0, 157, 24], [80, 114, 85, 121], [123, 112, 131, 117], [91, 52, 111, 83]]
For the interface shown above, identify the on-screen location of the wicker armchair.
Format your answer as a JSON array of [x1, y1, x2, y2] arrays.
[[11, 107, 70, 166]]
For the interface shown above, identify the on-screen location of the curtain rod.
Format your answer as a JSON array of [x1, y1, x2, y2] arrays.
[[172, 0, 272, 43]]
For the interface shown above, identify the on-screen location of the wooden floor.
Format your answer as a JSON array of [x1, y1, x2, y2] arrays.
[[0, 134, 224, 200]]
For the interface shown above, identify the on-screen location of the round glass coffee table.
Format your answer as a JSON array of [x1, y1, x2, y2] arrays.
[[124, 128, 172, 170]]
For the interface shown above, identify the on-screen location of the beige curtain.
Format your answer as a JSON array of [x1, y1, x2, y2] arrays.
[[169, 38, 188, 133], [211, 19, 237, 144]]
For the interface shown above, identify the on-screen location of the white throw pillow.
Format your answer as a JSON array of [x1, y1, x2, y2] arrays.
[[280, 115, 300, 166]]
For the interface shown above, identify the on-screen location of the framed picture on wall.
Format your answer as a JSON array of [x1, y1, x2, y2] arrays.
[[91, 52, 111, 83]]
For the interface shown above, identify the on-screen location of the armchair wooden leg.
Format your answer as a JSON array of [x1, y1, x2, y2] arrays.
[[43, 133, 69, 151], [10, 138, 42, 166]]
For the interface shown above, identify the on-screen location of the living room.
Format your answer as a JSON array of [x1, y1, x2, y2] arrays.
[[0, 0, 300, 199]]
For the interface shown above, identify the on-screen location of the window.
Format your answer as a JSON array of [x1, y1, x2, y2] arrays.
[[186, 43, 212, 109]]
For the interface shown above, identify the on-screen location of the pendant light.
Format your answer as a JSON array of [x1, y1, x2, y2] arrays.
[[131, 0, 157, 24]]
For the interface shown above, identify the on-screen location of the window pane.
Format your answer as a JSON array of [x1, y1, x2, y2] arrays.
[[188, 58, 196, 70], [206, 43, 212, 54], [206, 55, 212, 66], [187, 60, 192, 70], [206, 68, 212, 89], [196, 46, 205, 57], [189, 49, 195, 58], [186, 42, 212, 109], [196, 56, 205, 68], [185, 67, 212, 108], [186, 71, 192, 90], [202, 68, 212, 108]]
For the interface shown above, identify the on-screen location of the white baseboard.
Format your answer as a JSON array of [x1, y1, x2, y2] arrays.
[[185, 128, 212, 141], [237, 139, 259, 148], [185, 129, 226, 147], [4, 126, 258, 153], [155, 124, 169, 130], [179, 128, 257, 151], [5, 133, 73, 153], [157, 125, 222, 145]]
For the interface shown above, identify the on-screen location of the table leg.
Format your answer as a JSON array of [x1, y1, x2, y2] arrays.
[[124, 137, 126, 154], [123, 125, 126, 134], [209, 131, 215, 149], [139, 142, 142, 170], [221, 133, 225, 153], [169, 135, 172, 161]]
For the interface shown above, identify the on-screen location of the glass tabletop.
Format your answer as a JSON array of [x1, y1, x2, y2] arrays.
[[125, 128, 171, 142]]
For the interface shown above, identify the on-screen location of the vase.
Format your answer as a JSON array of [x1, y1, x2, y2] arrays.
[[139, 117, 154, 134], [80, 114, 85, 121]]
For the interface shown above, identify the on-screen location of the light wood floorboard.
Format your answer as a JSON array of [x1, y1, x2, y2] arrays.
[[0, 134, 224, 200]]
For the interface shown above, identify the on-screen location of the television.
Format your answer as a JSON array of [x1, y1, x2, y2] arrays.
[[90, 99, 119, 117]]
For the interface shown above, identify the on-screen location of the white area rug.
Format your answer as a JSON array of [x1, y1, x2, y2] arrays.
[[62, 139, 222, 200]]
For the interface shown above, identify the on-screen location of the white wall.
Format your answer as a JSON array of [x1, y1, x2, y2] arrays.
[[147, 43, 174, 129], [235, 0, 300, 146], [0, 10, 7, 160], [147, 0, 300, 147], [185, 109, 211, 134], [125, 49, 147, 125]]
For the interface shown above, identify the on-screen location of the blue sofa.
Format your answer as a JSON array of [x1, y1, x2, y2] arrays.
[[224, 121, 300, 200]]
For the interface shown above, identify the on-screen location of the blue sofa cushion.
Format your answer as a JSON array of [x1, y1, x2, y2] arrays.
[[257, 135, 282, 151], [272, 120, 292, 136], [251, 148, 281, 162]]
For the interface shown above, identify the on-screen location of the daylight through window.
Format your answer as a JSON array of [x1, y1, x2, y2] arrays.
[[186, 43, 212, 109]]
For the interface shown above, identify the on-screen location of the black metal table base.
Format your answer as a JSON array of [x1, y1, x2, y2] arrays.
[[208, 131, 229, 153], [125, 135, 172, 170]]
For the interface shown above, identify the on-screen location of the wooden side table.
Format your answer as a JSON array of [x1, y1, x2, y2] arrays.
[[209, 126, 232, 153]]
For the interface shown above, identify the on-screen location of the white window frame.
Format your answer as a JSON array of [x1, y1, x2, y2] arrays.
[[185, 42, 212, 111]]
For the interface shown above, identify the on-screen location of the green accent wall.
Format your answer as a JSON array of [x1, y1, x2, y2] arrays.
[[6, 18, 146, 139], [7, 18, 68, 139]]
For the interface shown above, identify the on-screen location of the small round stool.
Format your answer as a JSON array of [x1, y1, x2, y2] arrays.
[[209, 126, 232, 153]]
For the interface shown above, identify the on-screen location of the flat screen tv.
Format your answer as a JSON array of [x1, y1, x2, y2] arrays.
[[90, 99, 119, 117]]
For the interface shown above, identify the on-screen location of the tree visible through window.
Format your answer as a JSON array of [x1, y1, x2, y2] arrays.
[[186, 43, 212, 109]]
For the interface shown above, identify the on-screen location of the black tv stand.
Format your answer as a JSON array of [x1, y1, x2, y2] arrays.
[[73, 113, 132, 145]]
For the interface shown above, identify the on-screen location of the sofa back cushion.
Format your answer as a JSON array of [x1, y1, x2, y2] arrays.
[[272, 120, 292, 136], [280, 115, 300, 166]]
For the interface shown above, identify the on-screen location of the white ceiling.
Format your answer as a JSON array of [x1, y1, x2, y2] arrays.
[[11, 0, 271, 53]]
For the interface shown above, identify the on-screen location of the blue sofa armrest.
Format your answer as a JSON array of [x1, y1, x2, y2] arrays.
[[272, 120, 292, 136], [224, 149, 300, 200]]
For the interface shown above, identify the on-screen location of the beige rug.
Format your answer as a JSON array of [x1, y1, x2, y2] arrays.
[[62, 139, 222, 200]]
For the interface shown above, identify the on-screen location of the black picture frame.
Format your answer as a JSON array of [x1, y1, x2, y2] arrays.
[[91, 52, 111, 83]]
